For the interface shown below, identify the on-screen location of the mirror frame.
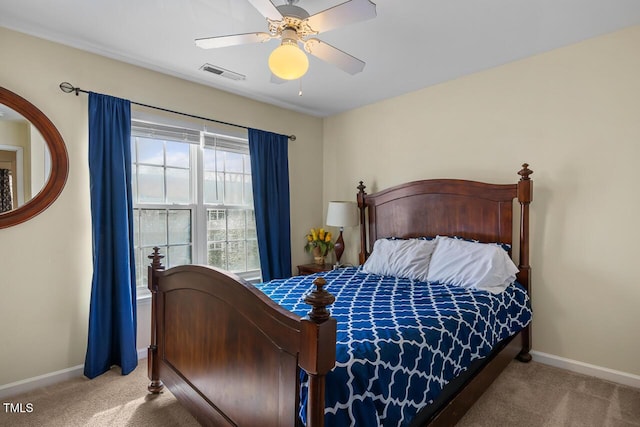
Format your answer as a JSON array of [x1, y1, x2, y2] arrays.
[[0, 87, 69, 228]]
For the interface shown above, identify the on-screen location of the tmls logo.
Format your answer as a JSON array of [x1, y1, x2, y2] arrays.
[[3, 402, 34, 413]]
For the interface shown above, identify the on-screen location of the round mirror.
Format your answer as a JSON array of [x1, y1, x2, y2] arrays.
[[0, 87, 69, 228]]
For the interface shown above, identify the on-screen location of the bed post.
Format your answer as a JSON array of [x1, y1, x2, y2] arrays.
[[516, 163, 533, 363], [147, 247, 165, 393], [300, 277, 337, 427], [357, 181, 368, 265]]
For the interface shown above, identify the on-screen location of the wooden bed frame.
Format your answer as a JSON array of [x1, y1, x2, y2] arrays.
[[146, 163, 533, 427]]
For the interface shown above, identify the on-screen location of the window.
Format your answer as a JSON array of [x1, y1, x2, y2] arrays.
[[131, 120, 260, 292]]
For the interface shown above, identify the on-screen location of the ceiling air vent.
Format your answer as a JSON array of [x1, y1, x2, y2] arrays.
[[200, 63, 246, 81]]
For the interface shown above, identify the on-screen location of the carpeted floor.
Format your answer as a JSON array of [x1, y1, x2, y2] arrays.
[[457, 361, 640, 427], [1, 360, 638, 426]]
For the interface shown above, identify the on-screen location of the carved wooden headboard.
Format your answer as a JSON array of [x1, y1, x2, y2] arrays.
[[356, 164, 533, 292]]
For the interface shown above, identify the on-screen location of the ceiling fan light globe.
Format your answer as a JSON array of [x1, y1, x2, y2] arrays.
[[268, 43, 309, 80]]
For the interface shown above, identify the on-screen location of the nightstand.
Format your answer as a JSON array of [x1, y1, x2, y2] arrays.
[[297, 263, 334, 276]]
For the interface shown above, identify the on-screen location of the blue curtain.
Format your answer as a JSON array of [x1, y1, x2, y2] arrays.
[[248, 129, 292, 282], [84, 93, 137, 379]]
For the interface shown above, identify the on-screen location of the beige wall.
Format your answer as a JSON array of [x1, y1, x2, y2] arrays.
[[0, 27, 323, 386], [28, 123, 48, 199], [324, 26, 640, 376]]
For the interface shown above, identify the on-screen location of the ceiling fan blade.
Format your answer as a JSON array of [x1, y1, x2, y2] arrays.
[[304, 39, 365, 75], [306, 0, 376, 33], [195, 32, 271, 49], [247, 0, 283, 21]]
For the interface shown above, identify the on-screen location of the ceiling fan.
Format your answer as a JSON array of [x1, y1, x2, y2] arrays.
[[195, 0, 377, 80]]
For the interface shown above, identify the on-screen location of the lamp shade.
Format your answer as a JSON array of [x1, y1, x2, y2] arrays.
[[326, 201, 358, 228], [268, 41, 309, 80]]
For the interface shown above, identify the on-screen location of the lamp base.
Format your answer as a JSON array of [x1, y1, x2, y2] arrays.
[[334, 229, 345, 266]]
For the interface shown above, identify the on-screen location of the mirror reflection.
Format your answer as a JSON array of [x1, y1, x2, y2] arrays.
[[0, 103, 51, 213]]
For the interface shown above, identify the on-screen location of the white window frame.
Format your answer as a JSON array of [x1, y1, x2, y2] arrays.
[[131, 119, 261, 299]]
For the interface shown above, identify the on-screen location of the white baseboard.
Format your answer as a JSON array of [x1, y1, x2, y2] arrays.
[[137, 348, 147, 360], [0, 364, 84, 400], [0, 349, 149, 400], [531, 350, 640, 389]]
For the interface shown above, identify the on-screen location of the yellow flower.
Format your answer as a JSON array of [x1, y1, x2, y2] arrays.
[[304, 226, 336, 254]]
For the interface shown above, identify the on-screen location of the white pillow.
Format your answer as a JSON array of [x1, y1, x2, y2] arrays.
[[362, 238, 437, 282], [426, 236, 519, 294]]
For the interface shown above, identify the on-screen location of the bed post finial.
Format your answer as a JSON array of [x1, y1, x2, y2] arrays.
[[518, 163, 533, 181], [149, 246, 164, 273], [357, 181, 368, 265], [304, 277, 336, 323], [147, 247, 165, 394]]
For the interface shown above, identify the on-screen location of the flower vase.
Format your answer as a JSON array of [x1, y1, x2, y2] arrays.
[[312, 247, 325, 265]]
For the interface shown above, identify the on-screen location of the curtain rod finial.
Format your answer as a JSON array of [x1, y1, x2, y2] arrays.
[[289, 135, 296, 141], [59, 82, 81, 96], [59, 82, 75, 94]]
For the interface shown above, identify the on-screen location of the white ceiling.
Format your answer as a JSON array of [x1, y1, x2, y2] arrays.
[[1, 0, 640, 117]]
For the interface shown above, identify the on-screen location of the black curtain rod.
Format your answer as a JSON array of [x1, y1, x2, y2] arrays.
[[58, 82, 296, 141]]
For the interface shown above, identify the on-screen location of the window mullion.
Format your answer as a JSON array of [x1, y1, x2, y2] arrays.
[[224, 207, 229, 271], [194, 141, 206, 265], [162, 141, 168, 205]]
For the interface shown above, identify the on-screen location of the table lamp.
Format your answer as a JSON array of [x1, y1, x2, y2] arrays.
[[326, 201, 359, 268]]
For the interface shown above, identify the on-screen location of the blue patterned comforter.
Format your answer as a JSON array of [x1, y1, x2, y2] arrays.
[[255, 267, 532, 426]]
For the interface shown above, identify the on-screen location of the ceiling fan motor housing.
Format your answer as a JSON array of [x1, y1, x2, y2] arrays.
[[276, 4, 309, 20], [269, 5, 317, 38]]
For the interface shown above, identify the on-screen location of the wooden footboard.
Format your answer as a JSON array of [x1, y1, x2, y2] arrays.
[[146, 248, 336, 427]]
